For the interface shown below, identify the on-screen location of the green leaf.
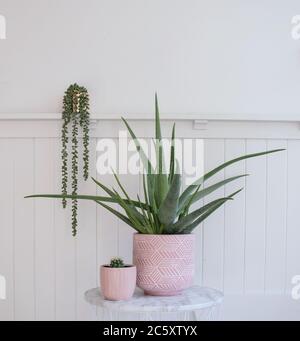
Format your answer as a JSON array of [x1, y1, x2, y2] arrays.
[[25, 192, 149, 210], [121, 117, 154, 174], [92, 177, 145, 226], [96, 201, 145, 233], [154, 94, 168, 207], [179, 184, 201, 218], [136, 194, 153, 233], [154, 168, 169, 209], [25, 193, 117, 203], [155, 93, 162, 143], [180, 201, 225, 234], [91, 176, 116, 197], [145, 173, 157, 212], [158, 170, 181, 227], [178, 174, 248, 214], [111, 189, 147, 228], [168, 123, 176, 185], [165, 197, 233, 234], [180, 189, 243, 234], [180, 149, 284, 201], [142, 174, 156, 232]]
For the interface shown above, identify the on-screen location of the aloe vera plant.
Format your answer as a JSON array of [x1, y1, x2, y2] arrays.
[[26, 96, 284, 235]]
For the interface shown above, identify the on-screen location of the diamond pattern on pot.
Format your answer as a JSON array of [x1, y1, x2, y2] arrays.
[[133, 234, 195, 294]]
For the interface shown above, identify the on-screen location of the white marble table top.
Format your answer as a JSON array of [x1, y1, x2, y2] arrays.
[[84, 286, 223, 313]]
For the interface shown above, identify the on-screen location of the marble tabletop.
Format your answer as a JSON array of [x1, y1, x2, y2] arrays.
[[84, 285, 223, 313]]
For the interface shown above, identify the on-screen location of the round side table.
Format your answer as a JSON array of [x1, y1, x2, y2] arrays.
[[85, 285, 223, 321]]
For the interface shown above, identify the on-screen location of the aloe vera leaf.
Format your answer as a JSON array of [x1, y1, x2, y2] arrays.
[[121, 117, 154, 174], [158, 167, 181, 226], [180, 189, 243, 233], [168, 123, 176, 185], [154, 94, 169, 208], [91, 177, 149, 210], [178, 174, 248, 214], [96, 201, 145, 233], [165, 197, 233, 234], [112, 189, 146, 227], [180, 149, 284, 202], [25, 193, 132, 205], [142, 174, 155, 231]]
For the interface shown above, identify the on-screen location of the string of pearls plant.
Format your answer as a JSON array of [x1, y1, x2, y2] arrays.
[[61, 83, 90, 236]]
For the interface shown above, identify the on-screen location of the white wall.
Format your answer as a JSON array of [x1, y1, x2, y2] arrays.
[[1, 0, 300, 321], [0, 0, 300, 115], [0, 118, 300, 320]]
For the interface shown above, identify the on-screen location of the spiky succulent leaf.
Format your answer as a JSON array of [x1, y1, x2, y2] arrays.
[[110, 257, 125, 268], [154, 94, 169, 208], [179, 189, 243, 234], [25, 193, 142, 207], [158, 171, 181, 226], [121, 117, 154, 174], [96, 201, 142, 231], [178, 174, 248, 214], [165, 196, 233, 234], [180, 149, 284, 202], [168, 123, 176, 185]]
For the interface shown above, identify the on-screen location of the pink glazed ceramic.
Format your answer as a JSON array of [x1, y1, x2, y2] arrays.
[[133, 234, 195, 296], [100, 265, 136, 301]]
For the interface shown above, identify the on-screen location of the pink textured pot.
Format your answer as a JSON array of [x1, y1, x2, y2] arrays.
[[100, 265, 136, 301], [133, 234, 195, 296]]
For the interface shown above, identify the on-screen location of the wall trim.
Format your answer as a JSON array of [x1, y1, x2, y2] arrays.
[[0, 113, 300, 139], [0, 112, 300, 122]]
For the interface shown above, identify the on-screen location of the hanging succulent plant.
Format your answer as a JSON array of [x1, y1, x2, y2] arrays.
[[27, 95, 284, 237], [61, 83, 90, 236]]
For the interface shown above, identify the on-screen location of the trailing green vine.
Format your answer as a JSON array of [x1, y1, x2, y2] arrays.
[[61, 83, 90, 236]]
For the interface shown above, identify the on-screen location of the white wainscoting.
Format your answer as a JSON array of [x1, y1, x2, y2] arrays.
[[0, 116, 300, 321]]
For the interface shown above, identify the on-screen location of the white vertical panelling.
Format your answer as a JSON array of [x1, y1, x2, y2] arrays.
[[95, 138, 119, 320], [96, 138, 119, 266], [181, 137, 203, 286], [0, 140, 14, 320], [285, 140, 300, 295], [0, 125, 299, 320], [244, 139, 267, 294], [34, 139, 55, 320], [53, 140, 76, 320], [117, 133, 140, 263], [76, 138, 97, 321], [117, 173, 139, 264], [265, 140, 287, 294], [202, 139, 225, 290], [223, 139, 246, 294], [14, 139, 35, 320]]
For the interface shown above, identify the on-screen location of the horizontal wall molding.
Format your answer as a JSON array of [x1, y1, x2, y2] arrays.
[[0, 114, 300, 139], [0, 112, 300, 122]]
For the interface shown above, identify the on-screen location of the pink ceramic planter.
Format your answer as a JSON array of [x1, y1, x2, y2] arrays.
[[133, 234, 195, 296], [100, 265, 136, 301]]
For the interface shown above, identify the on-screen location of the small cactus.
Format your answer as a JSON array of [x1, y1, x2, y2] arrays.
[[110, 257, 125, 268]]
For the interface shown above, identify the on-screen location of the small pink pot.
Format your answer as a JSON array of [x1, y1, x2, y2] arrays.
[[133, 234, 195, 296], [100, 265, 136, 301]]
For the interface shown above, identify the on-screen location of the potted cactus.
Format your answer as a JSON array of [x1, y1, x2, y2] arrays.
[[100, 257, 136, 301], [26, 95, 284, 296]]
